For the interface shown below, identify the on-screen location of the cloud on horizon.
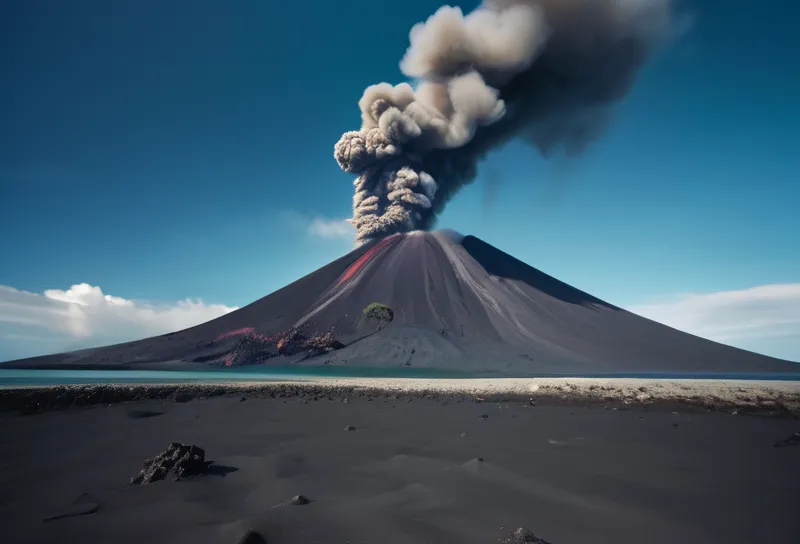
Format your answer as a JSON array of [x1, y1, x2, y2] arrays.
[[628, 283, 800, 362], [0, 283, 237, 361]]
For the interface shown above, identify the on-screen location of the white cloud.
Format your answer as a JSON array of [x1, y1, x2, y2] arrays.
[[628, 283, 800, 362], [0, 283, 238, 361], [307, 217, 356, 239]]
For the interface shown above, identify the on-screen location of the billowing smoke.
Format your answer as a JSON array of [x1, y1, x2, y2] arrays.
[[335, 0, 675, 245]]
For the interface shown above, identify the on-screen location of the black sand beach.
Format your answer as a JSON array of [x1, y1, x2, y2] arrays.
[[2, 383, 799, 544]]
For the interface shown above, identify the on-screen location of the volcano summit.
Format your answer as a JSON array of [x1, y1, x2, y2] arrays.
[[6, 230, 798, 374]]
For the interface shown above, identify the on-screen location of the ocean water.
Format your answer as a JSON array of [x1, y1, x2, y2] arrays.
[[0, 367, 798, 387], [0, 366, 474, 387]]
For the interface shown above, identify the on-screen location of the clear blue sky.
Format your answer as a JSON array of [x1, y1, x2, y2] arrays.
[[1, 0, 798, 361]]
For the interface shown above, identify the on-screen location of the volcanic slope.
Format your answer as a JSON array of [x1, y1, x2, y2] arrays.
[[6, 230, 799, 373]]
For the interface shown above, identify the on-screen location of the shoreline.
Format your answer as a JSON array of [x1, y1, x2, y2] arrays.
[[3, 377, 799, 416]]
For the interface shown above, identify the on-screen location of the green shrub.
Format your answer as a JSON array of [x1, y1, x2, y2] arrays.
[[363, 302, 394, 330]]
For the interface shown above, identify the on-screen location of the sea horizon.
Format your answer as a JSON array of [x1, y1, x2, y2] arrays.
[[2, 366, 799, 387]]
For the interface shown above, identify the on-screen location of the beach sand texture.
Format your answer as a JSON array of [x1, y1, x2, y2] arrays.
[[1, 379, 799, 544]]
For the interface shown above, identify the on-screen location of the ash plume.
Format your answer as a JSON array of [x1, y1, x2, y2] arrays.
[[334, 0, 675, 245]]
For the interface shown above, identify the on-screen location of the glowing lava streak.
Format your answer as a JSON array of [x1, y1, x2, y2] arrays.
[[337, 235, 399, 286], [215, 327, 279, 343], [216, 327, 255, 341]]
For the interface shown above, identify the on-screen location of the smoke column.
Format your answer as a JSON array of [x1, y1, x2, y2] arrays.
[[334, 0, 674, 245]]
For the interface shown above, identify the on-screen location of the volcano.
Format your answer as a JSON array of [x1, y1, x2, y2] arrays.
[[6, 230, 798, 373]]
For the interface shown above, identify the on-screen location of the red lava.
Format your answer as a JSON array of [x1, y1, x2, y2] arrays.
[[216, 327, 255, 341], [337, 235, 399, 286], [216, 328, 278, 344]]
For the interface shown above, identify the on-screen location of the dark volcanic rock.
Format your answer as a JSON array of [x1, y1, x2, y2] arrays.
[[217, 326, 345, 366], [278, 328, 345, 357], [276, 328, 307, 356], [237, 531, 267, 544], [291, 494, 310, 505], [499, 527, 553, 543], [131, 443, 209, 484], [344, 425, 356, 431], [303, 331, 345, 356]]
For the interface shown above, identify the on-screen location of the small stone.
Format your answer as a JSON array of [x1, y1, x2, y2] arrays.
[[344, 425, 356, 432], [291, 494, 310, 505], [480, 413, 489, 419], [240, 396, 247, 402], [672, 423, 679, 428], [477, 457, 484, 462], [460, 433, 467, 438]]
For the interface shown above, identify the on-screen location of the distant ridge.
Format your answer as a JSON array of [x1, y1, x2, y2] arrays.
[[5, 231, 798, 373]]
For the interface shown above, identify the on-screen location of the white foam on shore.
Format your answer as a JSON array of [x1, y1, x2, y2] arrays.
[[274, 377, 800, 411], [188, 377, 798, 410], [272, 376, 797, 397], [4, 377, 799, 413]]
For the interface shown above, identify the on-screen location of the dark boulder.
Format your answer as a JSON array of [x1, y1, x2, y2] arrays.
[[276, 328, 308, 356], [291, 494, 310, 505], [131, 442, 209, 484], [303, 332, 345, 356]]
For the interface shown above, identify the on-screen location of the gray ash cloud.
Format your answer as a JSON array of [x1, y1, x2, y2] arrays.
[[334, 0, 675, 245]]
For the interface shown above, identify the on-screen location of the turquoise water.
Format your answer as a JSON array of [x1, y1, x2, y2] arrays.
[[0, 366, 475, 386], [0, 367, 798, 386]]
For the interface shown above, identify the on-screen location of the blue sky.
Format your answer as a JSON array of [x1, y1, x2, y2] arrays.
[[1, 0, 798, 362]]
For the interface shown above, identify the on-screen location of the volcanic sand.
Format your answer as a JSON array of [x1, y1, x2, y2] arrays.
[[2, 379, 799, 544]]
